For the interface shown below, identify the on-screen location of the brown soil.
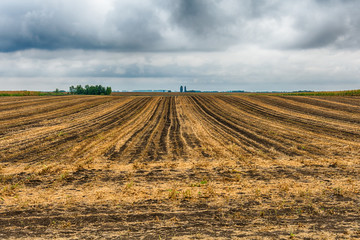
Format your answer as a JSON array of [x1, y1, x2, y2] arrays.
[[0, 94, 360, 239]]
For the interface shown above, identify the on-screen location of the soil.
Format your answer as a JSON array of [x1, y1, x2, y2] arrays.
[[0, 93, 360, 239]]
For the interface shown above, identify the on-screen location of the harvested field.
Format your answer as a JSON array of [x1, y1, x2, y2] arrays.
[[1, 94, 360, 239]]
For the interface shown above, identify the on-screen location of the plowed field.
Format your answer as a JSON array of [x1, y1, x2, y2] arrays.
[[1, 94, 360, 239]]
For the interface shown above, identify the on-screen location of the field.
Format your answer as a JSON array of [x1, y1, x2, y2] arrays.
[[1, 93, 360, 239], [0, 91, 66, 97]]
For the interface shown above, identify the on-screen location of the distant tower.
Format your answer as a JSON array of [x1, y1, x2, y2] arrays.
[[184, 86, 187, 92], [180, 86, 183, 93]]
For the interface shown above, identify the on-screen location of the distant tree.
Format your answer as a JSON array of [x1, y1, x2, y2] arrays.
[[69, 85, 112, 95], [69, 86, 75, 94], [85, 85, 90, 94], [88, 85, 96, 95], [76, 85, 84, 94], [180, 86, 183, 93], [184, 86, 187, 92], [105, 87, 112, 95]]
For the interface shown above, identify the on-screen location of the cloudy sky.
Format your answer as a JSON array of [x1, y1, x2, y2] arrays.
[[1, 0, 360, 92]]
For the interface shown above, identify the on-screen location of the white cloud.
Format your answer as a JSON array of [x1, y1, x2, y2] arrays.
[[1, 46, 360, 91]]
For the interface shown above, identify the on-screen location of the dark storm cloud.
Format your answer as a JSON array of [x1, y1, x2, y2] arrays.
[[161, 0, 242, 50], [1, 2, 74, 51], [0, 0, 360, 52], [166, 0, 231, 38], [104, 2, 164, 51], [170, 0, 219, 35], [285, 0, 360, 49]]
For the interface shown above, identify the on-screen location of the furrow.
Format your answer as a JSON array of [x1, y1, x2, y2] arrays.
[[174, 97, 202, 150], [109, 97, 165, 162], [281, 96, 360, 114], [0, 96, 70, 111], [168, 96, 185, 158], [0, 97, 151, 163], [227, 95, 360, 141], [0, 97, 104, 121], [187, 96, 266, 156], [0, 97, 115, 135], [251, 95, 360, 124], [193, 96, 299, 156]]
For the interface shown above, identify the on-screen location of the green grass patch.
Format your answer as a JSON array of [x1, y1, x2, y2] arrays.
[[281, 89, 360, 96]]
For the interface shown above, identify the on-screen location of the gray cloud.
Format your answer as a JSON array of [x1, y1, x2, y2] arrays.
[[0, 1, 103, 51], [285, 0, 356, 49], [0, 0, 360, 52]]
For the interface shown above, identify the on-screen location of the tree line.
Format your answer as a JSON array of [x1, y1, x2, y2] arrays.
[[69, 85, 112, 95]]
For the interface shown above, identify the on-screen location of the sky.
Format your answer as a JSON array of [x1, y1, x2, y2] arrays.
[[1, 0, 360, 92]]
